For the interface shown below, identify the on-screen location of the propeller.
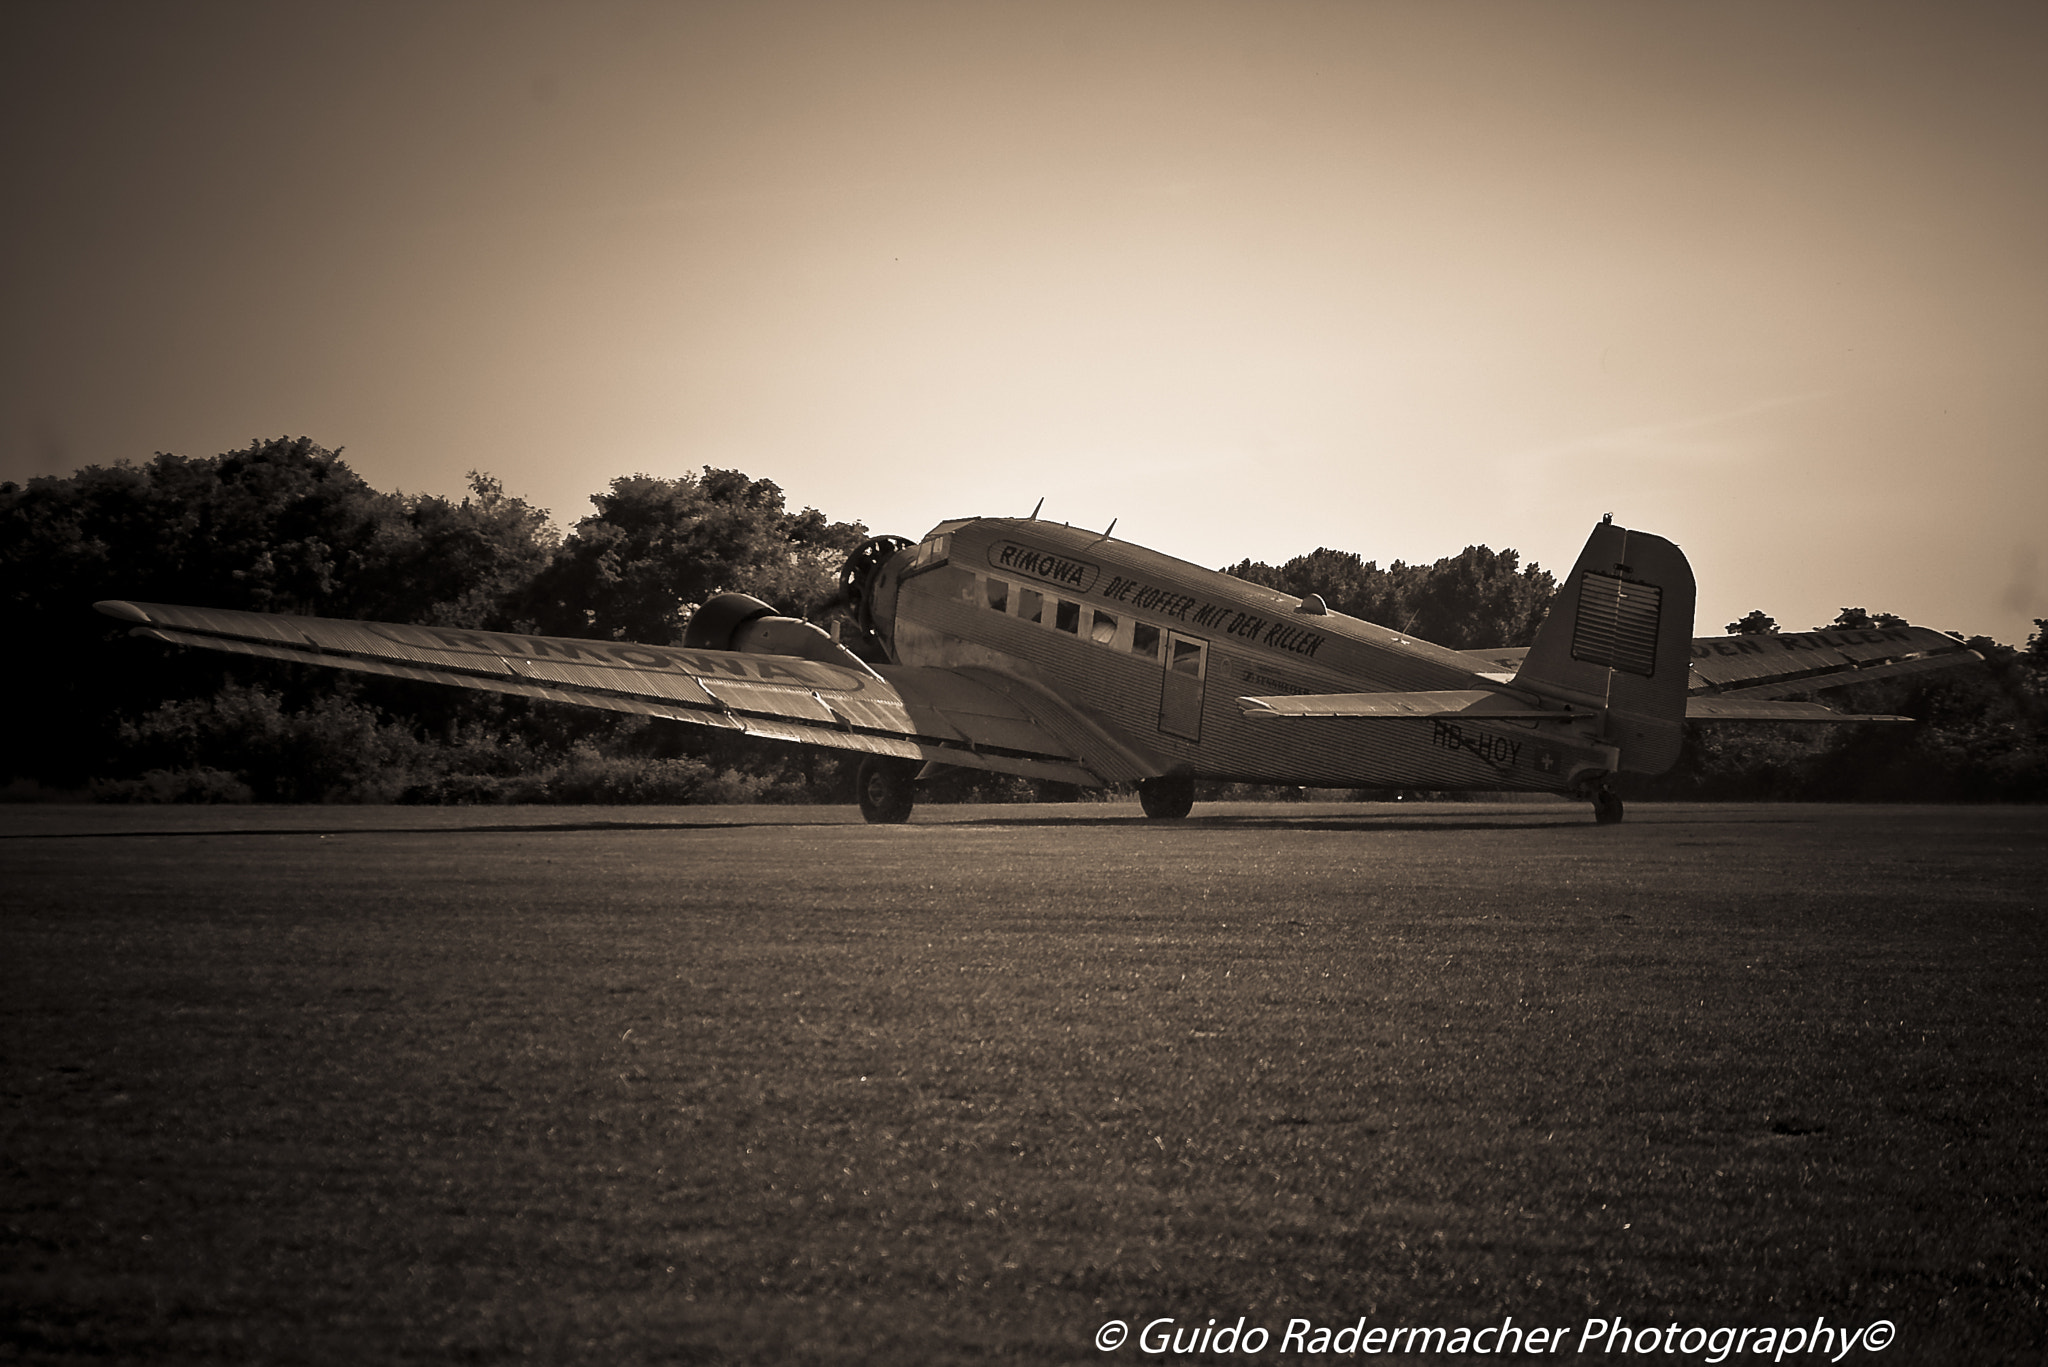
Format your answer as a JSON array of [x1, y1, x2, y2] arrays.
[[829, 534, 912, 640]]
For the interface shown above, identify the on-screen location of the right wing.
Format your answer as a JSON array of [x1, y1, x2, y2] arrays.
[[1683, 698, 1910, 721], [95, 600, 1135, 787], [1467, 625, 1980, 700], [1683, 625, 1981, 698]]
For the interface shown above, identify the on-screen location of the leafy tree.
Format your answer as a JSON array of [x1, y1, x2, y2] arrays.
[[1824, 607, 1911, 630], [1, 439, 560, 789], [1727, 610, 1779, 634], [1227, 544, 1555, 649], [364, 472, 557, 629], [523, 469, 867, 644]]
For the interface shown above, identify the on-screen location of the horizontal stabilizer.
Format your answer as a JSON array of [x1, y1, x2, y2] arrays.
[[1685, 698, 1910, 722], [1240, 689, 1591, 721]]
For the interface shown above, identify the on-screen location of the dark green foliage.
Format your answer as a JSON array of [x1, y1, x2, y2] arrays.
[[362, 472, 558, 630], [1823, 606, 1911, 630], [2, 438, 432, 787], [523, 468, 867, 643], [101, 682, 423, 803], [1727, 609, 1779, 634], [1226, 542, 1555, 649]]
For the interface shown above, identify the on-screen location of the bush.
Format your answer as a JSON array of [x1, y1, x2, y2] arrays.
[[90, 766, 256, 804], [396, 772, 521, 805], [111, 682, 429, 802]]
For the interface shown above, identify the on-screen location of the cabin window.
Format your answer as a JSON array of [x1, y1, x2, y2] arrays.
[[1054, 599, 1080, 634], [983, 577, 1009, 613], [1090, 609, 1119, 646], [1018, 587, 1043, 624], [1169, 636, 1205, 678], [1131, 621, 1160, 660], [931, 565, 976, 603]]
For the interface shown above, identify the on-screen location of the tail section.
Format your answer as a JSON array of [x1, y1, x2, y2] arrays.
[[1512, 519, 1696, 776]]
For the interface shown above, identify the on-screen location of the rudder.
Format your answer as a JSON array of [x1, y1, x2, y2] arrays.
[[1513, 519, 1696, 775]]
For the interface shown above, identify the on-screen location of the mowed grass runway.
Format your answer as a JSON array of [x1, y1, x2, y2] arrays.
[[3, 802, 2043, 1364]]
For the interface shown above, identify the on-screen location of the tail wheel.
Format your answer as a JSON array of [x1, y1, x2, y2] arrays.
[[1138, 775, 1194, 820], [837, 535, 912, 638], [1593, 788, 1625, 825], [856, 757, 916, 824]]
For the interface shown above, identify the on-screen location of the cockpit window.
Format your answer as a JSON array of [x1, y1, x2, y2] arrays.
[[908, 533, 952, 571]]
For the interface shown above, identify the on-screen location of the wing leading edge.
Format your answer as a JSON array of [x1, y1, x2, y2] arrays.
[[1239, 688, 1908, 723], [1239, 689, 1592, 721], [95, 600, 1126, 787]]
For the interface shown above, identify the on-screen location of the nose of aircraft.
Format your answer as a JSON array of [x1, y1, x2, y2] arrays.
[[830, 533, 913, 648]]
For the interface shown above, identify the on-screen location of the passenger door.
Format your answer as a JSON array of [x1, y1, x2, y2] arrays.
[[1158, 631, 1207, 742]]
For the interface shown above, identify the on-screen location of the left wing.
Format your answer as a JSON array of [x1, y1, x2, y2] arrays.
[[95, 600, 1141, 787]]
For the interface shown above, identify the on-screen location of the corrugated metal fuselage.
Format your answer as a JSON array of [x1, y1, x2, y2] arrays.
[[871, 518, 1612, 792]]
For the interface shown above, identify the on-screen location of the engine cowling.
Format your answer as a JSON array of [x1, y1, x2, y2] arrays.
[[681, 592, 876, 672], [837, 534, 913, 647]]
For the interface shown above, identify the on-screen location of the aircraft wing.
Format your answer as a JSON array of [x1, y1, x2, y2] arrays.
[[1244, 686, 1912, 725], [1239, 688, 1592, 721], [1683, 698, 1910, 721], [94, 600, 1130, 787], [1683, 625, 1980, 698], [1466, 625, 1980, 700]]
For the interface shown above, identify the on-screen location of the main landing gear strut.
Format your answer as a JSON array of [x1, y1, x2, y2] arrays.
[[1569, 769, 1625, 825]]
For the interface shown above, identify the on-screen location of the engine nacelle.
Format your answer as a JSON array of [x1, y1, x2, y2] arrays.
[[681, 593, 877, 673]]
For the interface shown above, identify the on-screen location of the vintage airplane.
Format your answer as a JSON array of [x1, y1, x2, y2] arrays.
[[94, 512, 1976, 824]]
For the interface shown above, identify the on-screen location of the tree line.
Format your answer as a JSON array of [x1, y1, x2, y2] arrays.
[[2, 436, 2041, 803]]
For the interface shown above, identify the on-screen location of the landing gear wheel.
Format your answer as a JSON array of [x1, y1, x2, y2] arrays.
[[1138, 775, 1194, 820], [856, 757, 916, 825], [1592, 787, 1624, 825]]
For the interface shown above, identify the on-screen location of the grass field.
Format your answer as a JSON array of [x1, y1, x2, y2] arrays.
[[3, 802, 2043, 1364]]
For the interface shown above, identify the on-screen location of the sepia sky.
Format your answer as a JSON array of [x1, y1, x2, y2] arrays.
[[6, 0, 2045, 645]]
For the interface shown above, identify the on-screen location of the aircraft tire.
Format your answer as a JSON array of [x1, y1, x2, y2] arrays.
[[856, 757, 916, 824], [1593, 788, 1624, 825], [1138, 775, 1194, 820]]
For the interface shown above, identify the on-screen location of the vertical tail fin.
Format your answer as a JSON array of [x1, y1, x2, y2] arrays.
[[1513, 520, 1696, 775]]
